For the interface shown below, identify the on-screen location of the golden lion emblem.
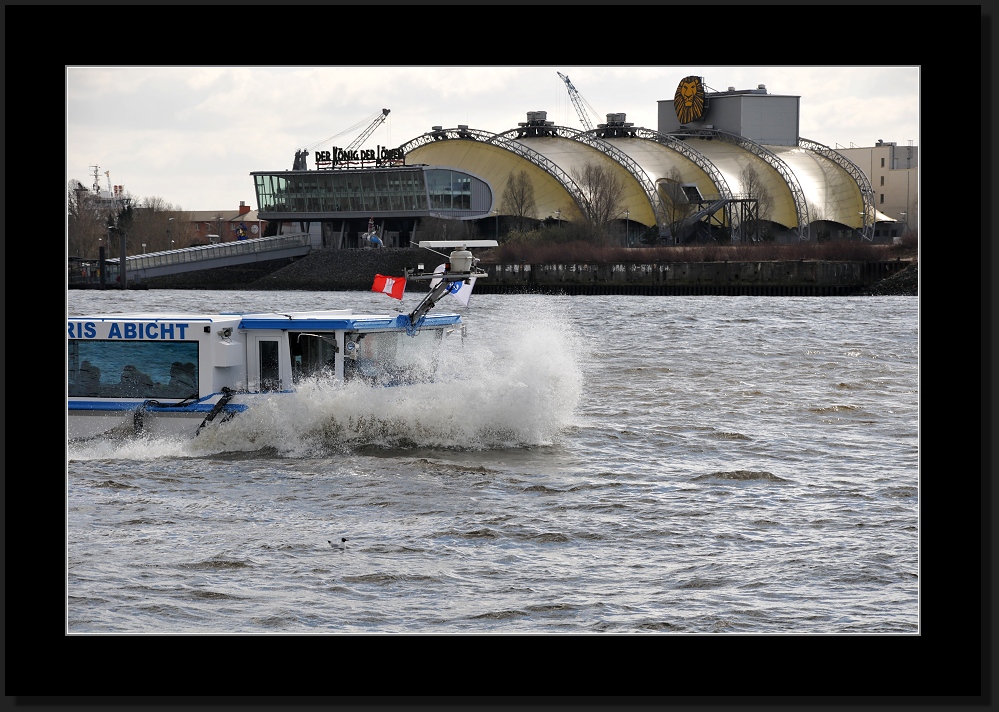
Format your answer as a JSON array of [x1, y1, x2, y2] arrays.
[[674, 76, 705, 124]]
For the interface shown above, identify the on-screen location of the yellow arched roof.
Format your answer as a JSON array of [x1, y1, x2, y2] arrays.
[[601, 137, 717, 203], [682, 138, 798, 228], [767, 146, 866, 228], [514, 136, 654, 225], [406, 129, 874, 234], [408, 141, 570, 221]]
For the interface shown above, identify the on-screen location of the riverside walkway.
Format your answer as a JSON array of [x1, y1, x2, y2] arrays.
[[71, 234, 312, 287]]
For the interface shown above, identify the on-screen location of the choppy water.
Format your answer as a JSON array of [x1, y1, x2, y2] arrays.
[[67, 289, 919, 633]]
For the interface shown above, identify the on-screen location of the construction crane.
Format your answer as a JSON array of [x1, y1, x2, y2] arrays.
[[345, 108, 390, 152], [297, 108, 391, 169], [557, 72, 600, 131]]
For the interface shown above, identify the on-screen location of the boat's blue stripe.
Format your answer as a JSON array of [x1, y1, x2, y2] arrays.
[[236, 314, 460, 330], [68, 400, 249, 414]]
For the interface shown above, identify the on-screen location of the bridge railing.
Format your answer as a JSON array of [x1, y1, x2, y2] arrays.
[[107, 233, 311, 270]]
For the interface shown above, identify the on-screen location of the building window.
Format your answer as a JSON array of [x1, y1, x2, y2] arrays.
[[880, 176, 884, 186], [881, 157, 885, 168], [880, 194, 884, 204]]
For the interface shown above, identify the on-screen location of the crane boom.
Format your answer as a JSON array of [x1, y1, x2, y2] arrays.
[[557, 72, 597, 131], [346, 108, 390, 152]]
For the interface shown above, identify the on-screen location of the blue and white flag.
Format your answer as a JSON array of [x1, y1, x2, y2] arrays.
[[431, 263, 476, 306]]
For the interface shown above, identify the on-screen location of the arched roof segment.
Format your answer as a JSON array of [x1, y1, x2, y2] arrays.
[[799, 138, 879, 238], [595, 138, 715, 195], [401, 127, 602, 223], [406, 140, 570, 220], [509, 127, 664, 226], [681, 138, 799, 230], [508, 135, 654, 225], [766, 145, 866, 228]]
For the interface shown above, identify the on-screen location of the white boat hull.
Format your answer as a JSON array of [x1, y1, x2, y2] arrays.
[[67, 393, 247, 441]]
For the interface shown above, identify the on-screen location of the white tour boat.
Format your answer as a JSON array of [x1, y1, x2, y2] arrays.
[[67, 241, 496, 440]]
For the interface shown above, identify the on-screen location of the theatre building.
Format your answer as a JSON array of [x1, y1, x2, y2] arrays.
[[250, 75, 916, 248]]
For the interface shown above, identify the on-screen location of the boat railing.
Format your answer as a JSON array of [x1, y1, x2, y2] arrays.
[[106, 233, 312, 270]]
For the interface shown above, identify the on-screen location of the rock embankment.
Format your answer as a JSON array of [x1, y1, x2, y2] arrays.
[[246, 248, 426, 291], [859, 262, 918, 296]]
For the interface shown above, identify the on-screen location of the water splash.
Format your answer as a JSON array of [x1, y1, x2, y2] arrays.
[[68, 298, 584, 459]]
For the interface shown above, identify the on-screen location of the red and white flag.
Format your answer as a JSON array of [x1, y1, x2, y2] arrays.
[[371, 274, 406, 300]]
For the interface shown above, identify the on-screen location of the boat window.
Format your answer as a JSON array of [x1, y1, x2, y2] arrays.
[[290, 332, 339, 383], [68, 340, 199, 399], [343, 329, 444, 385], [258, 340, 282, 391]]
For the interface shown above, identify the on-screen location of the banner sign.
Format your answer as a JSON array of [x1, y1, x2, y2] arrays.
[[314, 145, 406, 169]]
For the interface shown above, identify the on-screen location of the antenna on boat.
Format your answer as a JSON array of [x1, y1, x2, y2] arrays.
[[405, 240, 498, 326]]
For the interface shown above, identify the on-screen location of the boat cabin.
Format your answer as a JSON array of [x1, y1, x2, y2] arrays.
[[67, 310, 462, 402]]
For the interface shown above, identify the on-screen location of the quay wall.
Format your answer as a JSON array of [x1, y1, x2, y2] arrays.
[[140, 248, 914, 296], [476, 260, 909, 296]]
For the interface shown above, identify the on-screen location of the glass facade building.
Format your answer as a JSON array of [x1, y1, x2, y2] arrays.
[[252, 167, 492, 221]]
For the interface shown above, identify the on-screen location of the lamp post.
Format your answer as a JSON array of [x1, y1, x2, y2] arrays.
[[899, 211, 907, 235], [555, 209, 561, 228], [167, 217, 175, 249], [624, 209, 630, 247], [492, 210, 499, 240], [142, 243, 147, 254], [98, 233, 106, 289], [116, 225, 128, 289]]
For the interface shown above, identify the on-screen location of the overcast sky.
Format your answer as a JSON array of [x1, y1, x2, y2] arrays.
[[66, 66, 919, 213]]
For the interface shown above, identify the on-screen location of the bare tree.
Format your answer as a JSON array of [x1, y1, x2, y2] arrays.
[[499, 170, 537, 232], [70, 185, 134, 256], [103, 195, 190, 253], [68, 180, 105, 258], [738, 164, 775, 242], [570, 162, 625, 242]]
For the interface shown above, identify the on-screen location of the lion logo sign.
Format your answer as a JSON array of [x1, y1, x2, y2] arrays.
[[674, 76, 705, 124]]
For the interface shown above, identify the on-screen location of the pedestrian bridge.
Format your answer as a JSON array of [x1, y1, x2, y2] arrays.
[[107, 233, 312, 282]]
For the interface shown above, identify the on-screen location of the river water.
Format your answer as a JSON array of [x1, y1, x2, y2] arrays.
[[66, 289, 919, 634]]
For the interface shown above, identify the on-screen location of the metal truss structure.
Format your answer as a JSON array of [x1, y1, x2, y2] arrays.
[[493, 124, 667, 228], [397, 123, 872, 243], [669, 128, 812, 241], [396, 127, 590, 216], [798, 138, 876, 241]]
